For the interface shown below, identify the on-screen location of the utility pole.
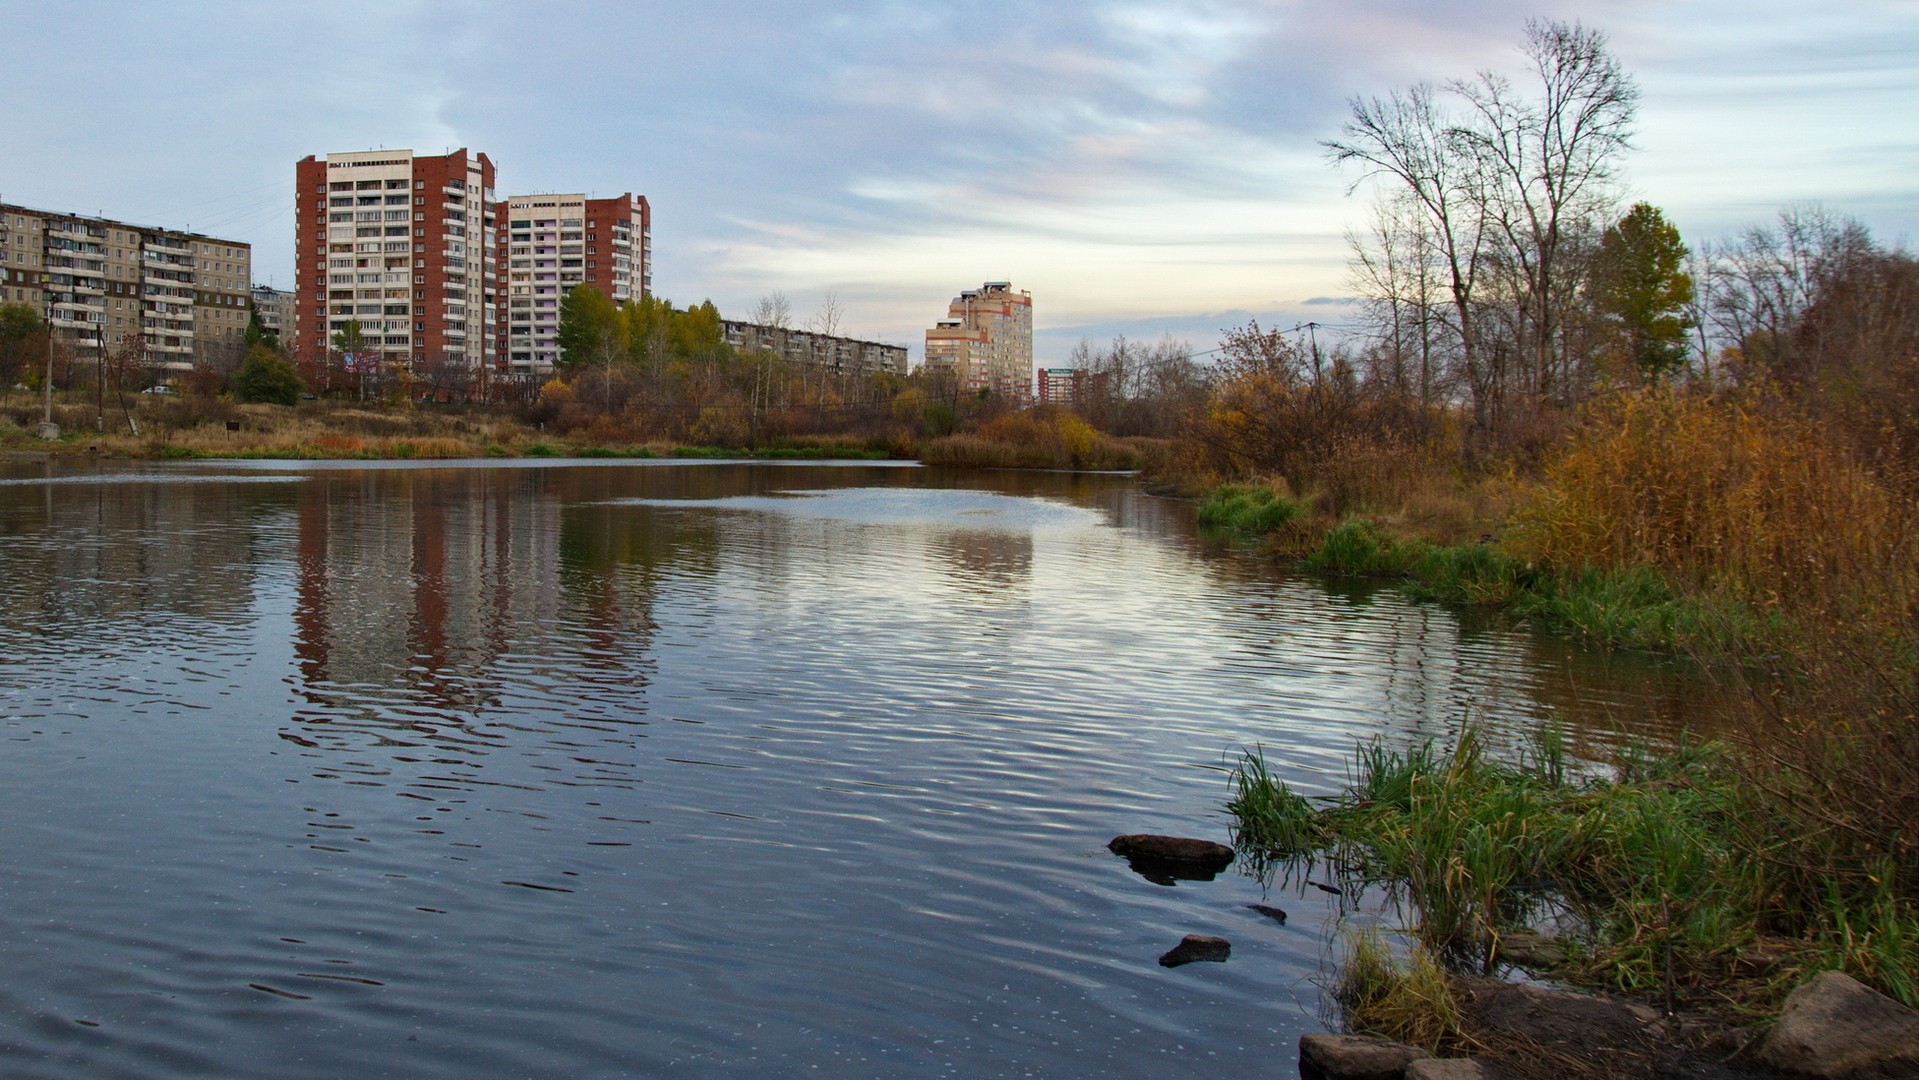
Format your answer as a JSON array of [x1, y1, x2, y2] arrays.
[[36, 303, 59, 440], [96, 316, 105, 432]]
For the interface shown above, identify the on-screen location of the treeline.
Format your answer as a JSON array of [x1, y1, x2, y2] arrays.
[[529, 287, 983, 449]]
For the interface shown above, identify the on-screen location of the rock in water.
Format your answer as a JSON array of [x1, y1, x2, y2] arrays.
[[1297, 1033, 1429, 1080], [1756, 970, 1919, 1078], [1157, 934, 1230, 967], [1107, 834, 1233, 883], [1107, 834, 1233, 865], [1246, 903, 1288, 924]]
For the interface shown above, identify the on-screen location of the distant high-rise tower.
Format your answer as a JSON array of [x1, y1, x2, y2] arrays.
[[294, 148, 497, 379], [924, 282, 1032, 405], [492, 192, 651, 379]]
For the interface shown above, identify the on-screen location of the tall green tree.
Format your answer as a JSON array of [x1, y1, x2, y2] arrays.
[[244, 302, 279, 352], [0, 302, 47, 392], [555, 284, 625, 369], [331, 318, 367, 356], [1592, 202, 1694, 380]]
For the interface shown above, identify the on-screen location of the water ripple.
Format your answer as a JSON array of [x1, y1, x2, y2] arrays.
[[0, 461, 1715, 1078]]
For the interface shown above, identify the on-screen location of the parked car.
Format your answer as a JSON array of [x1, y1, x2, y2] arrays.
[[140, 386, 174, 395]]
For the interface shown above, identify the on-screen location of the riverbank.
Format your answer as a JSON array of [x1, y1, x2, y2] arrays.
[[0, 396, 899, 462], [1198, 487, 1771, 656], [1227, 732, 1919, 1077]]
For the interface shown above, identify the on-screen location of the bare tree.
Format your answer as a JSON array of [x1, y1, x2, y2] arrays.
[[1450, 19, 1637, 407], [1329, 19, 1637, 436], [1327, 82, 1494, 428]]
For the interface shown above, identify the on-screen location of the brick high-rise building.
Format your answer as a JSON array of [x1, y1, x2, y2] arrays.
[[924, 281, 1033, 405], [294, 149, 497, 380], [493, 192, 650, 379], [1, 201, 251, 376]]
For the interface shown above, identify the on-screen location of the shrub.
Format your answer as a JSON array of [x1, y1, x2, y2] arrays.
[[233, 347, 304, 406], [1196, 483, 1305, 537], [1511, 387, 1916, 639]]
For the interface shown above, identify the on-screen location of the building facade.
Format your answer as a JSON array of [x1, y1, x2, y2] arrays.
[[493, 192, 650, 379], [250, 284, 293, 347], [1037, 366, 1103, 408], [721, 320, 909, 379], [1, 202, 252, 375], [923, 282, 1032, 405], [294, 149, 497, 378]]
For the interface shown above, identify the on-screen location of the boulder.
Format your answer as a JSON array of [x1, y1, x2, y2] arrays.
[[1404, 1060, 1490, 1080], [1108, 834, 1234, 884], [1756, 970, 1919, 1078], [1298, 1033, 1429, 1080], [1157, 934, 1230, 967]]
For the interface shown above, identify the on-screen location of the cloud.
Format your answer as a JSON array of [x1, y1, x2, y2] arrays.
[[1, 0, 1912, 352]]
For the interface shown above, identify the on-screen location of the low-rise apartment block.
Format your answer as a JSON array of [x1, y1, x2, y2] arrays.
[[924, 281, 1033, 405], [1, 202, 252, 373], [721, 320, 909, 379]]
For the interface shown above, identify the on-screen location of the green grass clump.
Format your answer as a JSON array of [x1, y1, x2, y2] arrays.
[[1296, 521, 1773, 654], [1196, 483, 1304, 538], [571, 445, 659, 458], [1226, 747, 1324, 856], [1226, 728, 1919, 1012], [523, 442, 557, 458], [1303, 518, 1418, 574]]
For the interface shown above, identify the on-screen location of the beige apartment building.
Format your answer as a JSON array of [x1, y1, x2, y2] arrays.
[[923, 281, 1032, 405], [251, 284, 293, 346], [1, 202, 252, 374]]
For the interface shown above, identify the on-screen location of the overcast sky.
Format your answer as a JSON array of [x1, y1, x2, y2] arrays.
[[2, 1, 1913, 362]]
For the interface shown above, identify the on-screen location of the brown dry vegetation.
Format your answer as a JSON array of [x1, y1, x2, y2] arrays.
[[920, 408, 1144, 470]]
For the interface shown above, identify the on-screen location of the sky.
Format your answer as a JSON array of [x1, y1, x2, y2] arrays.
[[1, 0, 1914, 364]]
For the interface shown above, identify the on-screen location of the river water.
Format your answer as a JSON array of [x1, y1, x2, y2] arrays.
[[0, 459, 1707, 1079]]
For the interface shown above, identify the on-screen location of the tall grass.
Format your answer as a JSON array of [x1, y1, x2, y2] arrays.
[[1227, 729, 1919, 1012], [1334, 928, 1469, 1053], [1511, 388, 1918, 645]]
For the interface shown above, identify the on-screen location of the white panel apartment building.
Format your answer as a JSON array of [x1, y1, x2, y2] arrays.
[[294, 149, 497, 375], [493, 192, 650, 379]]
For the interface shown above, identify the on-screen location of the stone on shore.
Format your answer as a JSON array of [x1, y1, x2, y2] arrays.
[[1404, 1060, 1490, 1080], [1755, 970, 1919, 1078], [1157, 934, 1230, 967], [1297, 1032, 1430, 1080]]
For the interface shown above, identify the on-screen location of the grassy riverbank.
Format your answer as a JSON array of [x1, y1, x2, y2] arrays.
[[1228, 730, 1919, 1041], [0, 396, 901, 462]]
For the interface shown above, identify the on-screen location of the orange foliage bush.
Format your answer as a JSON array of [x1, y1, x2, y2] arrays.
[[1512, 387, 1916, 628]]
